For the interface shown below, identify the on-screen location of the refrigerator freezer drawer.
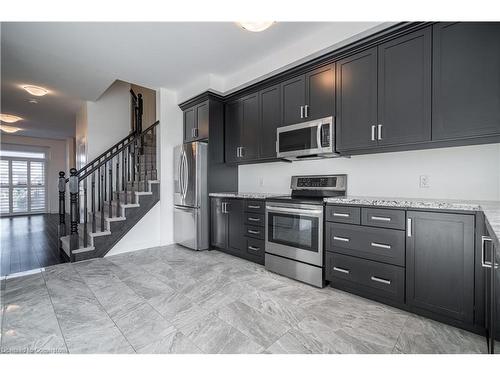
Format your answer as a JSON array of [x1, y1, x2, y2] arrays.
[[174, 206, 208, 251]]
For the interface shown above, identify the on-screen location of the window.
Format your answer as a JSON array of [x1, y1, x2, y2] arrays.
[[0, 152, 47, 215]]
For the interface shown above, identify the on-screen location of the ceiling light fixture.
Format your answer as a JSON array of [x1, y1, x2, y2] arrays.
[[238, 22, 275, 32], [22, 85, 49, 96], [0, 125, 23, 134], [0, 114, 23, 123]]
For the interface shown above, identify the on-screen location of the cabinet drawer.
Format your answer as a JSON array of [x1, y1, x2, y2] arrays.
[[361, 207, 405, 230], [325, 222, 405, 266], [326, 252, 405, 304], [325, 205, 361, 224], [244, 212, 264, 227], [246, 238, 265, 259], [245, 225, 264, 240], [245, 200, 265, 214]]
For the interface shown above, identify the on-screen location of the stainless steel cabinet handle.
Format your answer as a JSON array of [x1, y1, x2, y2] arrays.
[[248, 205, 261, 209], [333, 236, 350, 242], [248, 246, 260, 251], [248, 229, 260, 235], [333, 212, 350, 217], [248, 217, 261, 222], [371, 125, 376, 141], [333, 267, 350, 274], [482, 235, 493, 268], [377, 124, 383, 140], [222, 202, 228, 214], [407, 218, 412, 237], [240, 147, 245, 158], [300, 105, 304, 119], [304, 105, 309, 118], [371, 242, 391, 249], [371, 276, 391, 285], [371, 216, 391, 222]]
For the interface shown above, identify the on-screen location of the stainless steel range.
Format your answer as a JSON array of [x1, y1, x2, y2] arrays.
[[265, 174, 347, 287]]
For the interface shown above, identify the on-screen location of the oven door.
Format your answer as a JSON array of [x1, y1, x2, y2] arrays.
[[265, 202, 323, 266]]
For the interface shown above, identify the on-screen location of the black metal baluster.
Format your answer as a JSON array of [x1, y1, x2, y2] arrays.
[[69, 168, 79, 257], [137, 137, 142, 192], [104, 155, 107, 204], [97, 165, 101, 212], [83, 179, 88, 247], [124, 149, 128, 204], [100, 167, 105, 232], [109, 160, 113, 218], [116, 155, 120, 217], [58, 171, 66, 238], [91, 171, 96, 233], [131, 140, 136, 201], [152, 126, 157, 180]]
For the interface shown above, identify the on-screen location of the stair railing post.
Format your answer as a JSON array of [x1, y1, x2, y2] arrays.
[[100, 166, 105, 232], [69, 168, 79, 258], [91, 171, 96, 233], [116, 155, 120, 217], [83, 179, 88, 247], [137, 93, 143, 135], [58, 171, 66, 239]]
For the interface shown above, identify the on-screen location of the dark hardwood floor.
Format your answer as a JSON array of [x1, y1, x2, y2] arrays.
[[1, 214, 68, 277]]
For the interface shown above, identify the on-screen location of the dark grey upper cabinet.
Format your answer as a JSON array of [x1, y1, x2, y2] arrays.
[[260, 84, 281, 159], [336, 47, 378, 152], [196, 101, 209, 140], [224, 100, 241, 164], [281, 75, 306, 126], [305, 64, 335, 121], [183, 106, 196, 143], [378, 27, 432, 146], [433, 22, 500, 141], [406, 211, 475, 324], [240, 92, 260, 161], [183, 100, 209, 142]]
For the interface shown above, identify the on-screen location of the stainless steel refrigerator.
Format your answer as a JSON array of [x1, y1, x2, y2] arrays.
[[173, 142, 208, 250]]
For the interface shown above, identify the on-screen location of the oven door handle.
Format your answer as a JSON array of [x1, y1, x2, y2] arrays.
[[266, 206, 323, 216]]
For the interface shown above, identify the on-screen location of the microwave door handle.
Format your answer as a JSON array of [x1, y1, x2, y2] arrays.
[[316, 123, 322, 149]]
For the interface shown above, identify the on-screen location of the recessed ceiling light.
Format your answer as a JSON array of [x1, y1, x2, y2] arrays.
[[22, 85, 49, 96], [0, 125, 23, 134], [238, 22, 275, 32], [0, 114, 23, 123]]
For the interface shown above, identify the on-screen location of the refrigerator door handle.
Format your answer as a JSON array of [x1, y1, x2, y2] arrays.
[[178, 150, 184, 199], [182, 150, 189, 200]]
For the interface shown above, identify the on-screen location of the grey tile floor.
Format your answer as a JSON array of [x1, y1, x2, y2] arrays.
[[0, 244, 488, 354]]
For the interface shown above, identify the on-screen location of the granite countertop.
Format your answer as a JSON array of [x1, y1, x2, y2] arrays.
[[209, 192, 282, 199], [324, 195, 500, 252]]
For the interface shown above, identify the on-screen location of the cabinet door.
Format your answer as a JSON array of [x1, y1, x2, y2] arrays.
[[210, 198, 227, 249], [240, 93, 260, 161], [226, 199, 245, 254], [183, 106, 196, 143], [281, 75, 306, 126], [406, 211, 475, 324], [378, 27, 431, 146], [432, 22, 500, 140], [336, 47, 378, 152], [196, 100, 209, 140], [224, 100, 241, 163], [260, 84, 281, 159], [305, 64, 335, 121]]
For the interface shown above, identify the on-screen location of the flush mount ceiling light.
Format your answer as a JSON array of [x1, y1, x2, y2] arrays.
[[22, 85, 49, 96], [0, 125, 23, 134], [238, 21, 275, 32], [0, 114, 23, 123]]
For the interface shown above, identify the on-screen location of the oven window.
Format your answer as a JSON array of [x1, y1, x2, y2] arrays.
[[268, 212, 319, 252], [278, 127, 318, 153]]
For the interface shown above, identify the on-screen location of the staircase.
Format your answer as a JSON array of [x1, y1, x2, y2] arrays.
[[58, 91, 160, 262]]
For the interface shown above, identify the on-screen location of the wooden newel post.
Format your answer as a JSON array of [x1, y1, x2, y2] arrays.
[[69, 168, 79, 256], [58, 171, 66, 238]]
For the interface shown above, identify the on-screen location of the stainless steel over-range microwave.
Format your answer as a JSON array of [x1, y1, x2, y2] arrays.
[[276, 116, 338, 160]]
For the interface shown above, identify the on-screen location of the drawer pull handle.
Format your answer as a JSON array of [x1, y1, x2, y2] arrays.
[[371, 276, 391, 285], [370, 242, 391, 250], [371, 216, 391, 222], [248, 246, 260, 251], [248, 217, 261, 222], [333, 267, 350, 274], [248, 229, 260, 235], [248, 205, 261, 209], [333, 236, 350, 242], [333, 212, 350, 218]]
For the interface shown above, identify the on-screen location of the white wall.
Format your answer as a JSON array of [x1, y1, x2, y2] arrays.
[[75, 102, 88, 170], [239, 143, 500, 201], [1, 134, 69, 213], [86, 80, 131, 161]]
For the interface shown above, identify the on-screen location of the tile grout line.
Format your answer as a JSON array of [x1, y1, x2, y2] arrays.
[[390, 314, 411, 354], [40, 268, 70, 354], [72, 264, 138, 354]]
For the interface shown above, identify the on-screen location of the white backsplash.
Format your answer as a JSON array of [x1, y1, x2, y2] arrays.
[[238, 143, 500, 201]]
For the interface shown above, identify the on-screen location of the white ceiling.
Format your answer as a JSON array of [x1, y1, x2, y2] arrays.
[[1, 22, 385, 139]]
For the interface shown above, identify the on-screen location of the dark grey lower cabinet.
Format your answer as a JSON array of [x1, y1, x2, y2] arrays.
[[406, 211, 475, 325], [226, 199, 246, 254]]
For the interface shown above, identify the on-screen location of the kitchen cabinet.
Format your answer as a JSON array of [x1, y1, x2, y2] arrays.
[[225, 99, 241, 164], [210, 197, 227, 249], [406, 211, 475, 325], [432, 22, 500, 141], [281, 64, 335, 126], [337, 27, 432, 152], [226, 198, 246, 254], [482, 229, 500, 353], [183, 100, 209, 142], [260, 84, 281, 159]]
